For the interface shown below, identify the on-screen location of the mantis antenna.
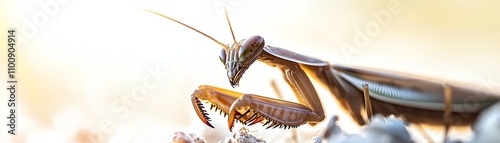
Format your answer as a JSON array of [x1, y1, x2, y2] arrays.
[[143, 8, 230, 51], [223, 5, 240, 50]]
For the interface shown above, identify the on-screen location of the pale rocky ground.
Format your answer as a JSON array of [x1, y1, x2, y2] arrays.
[[2, 0, 500, 143]]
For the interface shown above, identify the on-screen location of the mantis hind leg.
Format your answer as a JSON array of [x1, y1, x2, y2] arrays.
[[362, 83, 373, 122], [443, 83, 453, 143]]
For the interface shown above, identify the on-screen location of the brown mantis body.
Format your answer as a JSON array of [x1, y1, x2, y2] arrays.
[[143, 7, 500, 141]]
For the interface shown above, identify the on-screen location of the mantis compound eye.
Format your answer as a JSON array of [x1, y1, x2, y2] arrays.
[[219, 48, 227, 64], [238, 35, 265, 63]]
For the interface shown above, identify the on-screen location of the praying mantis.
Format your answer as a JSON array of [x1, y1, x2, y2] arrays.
[[143, 7, 500, 142]]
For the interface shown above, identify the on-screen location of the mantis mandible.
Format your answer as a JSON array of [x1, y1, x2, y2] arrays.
[[143, 7, 500, 139]]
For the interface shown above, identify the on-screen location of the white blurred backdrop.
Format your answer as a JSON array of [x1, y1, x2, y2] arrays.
[[2, 0, 500, 142]]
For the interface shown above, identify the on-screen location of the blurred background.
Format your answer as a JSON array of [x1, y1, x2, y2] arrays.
[[1, 0, 500, 142]]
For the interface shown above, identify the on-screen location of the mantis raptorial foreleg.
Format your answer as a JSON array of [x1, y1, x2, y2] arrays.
[[192, 83, 324, 131]]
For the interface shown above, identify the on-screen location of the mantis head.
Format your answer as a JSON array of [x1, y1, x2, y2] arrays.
[[217, 6, 265, 87], [219, 35, 265, 87], [143, 7, 265, 88]]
